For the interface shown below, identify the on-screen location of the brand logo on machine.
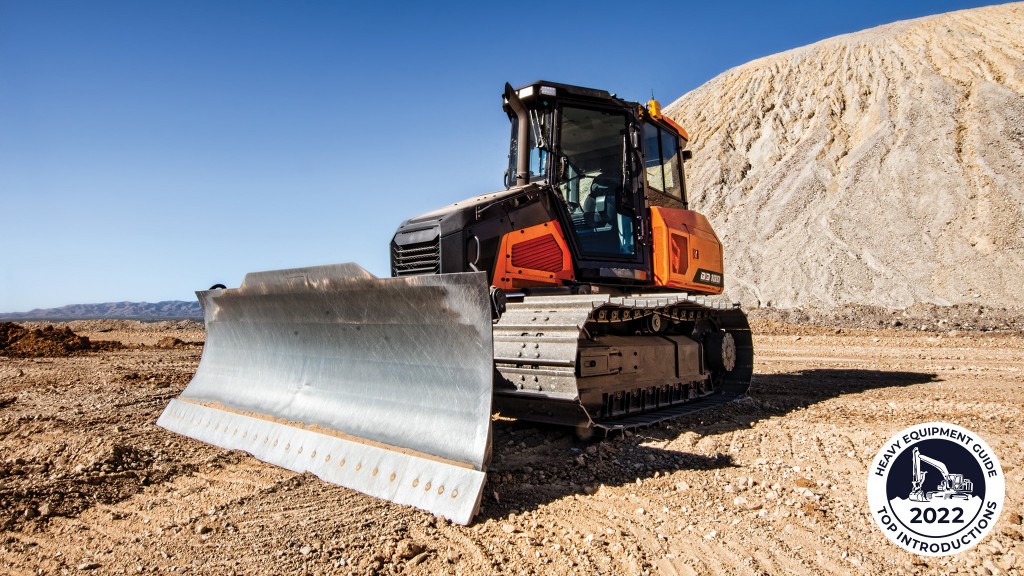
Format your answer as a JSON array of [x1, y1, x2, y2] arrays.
[[692, 268, 723, 287], [867, 422, 1004, 556]]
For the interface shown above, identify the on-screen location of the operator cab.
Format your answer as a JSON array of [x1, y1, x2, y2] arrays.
[[503, 80, 691, 284]]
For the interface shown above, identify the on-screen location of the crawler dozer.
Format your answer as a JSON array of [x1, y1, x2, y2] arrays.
[[159, 81, 753, 524]]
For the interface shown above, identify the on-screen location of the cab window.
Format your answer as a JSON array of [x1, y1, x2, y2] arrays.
[[507, 111, 550, 184], [643, 123, 683, 201]]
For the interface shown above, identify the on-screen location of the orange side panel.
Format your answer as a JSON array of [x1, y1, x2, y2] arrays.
[[493, 220, 575, 290], [650, 207, 725, 294]]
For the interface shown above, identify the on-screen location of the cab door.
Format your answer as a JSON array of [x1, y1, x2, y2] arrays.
[[553, 104, 649, 283]]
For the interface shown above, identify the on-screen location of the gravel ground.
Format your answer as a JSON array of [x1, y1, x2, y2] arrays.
[[0, 319, 1022, 575]]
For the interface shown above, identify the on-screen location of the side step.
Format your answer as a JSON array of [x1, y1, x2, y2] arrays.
[[157, 265, 494, 524]]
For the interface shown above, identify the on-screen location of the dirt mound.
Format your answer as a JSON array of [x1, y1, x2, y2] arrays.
[[666, 2, 1024, 310], [0, 322, 92, 357], [72, 443, 156, 476], [155, 336, 186, 348]]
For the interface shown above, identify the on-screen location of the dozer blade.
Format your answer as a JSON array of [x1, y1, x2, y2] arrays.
[[157, 264, 494, 524]]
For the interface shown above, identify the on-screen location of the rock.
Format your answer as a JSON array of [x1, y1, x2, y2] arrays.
[[500, 523, 516, 534], [396, 540, 426, 560], [406, 551, 430, 566], [38, 503, 51, 517], [77, 563, 101, 571], [194, 523, 212, 535], [299, 546, 312, 556]]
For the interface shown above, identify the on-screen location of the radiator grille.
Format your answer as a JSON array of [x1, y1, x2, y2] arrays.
[[391, 235, 440, 276]]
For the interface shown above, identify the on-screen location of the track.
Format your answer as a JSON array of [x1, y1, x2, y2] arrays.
[[492, 292, 754, 430]]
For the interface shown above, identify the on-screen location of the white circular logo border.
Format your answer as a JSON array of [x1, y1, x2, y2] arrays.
[[867, 422, 1004, 556]]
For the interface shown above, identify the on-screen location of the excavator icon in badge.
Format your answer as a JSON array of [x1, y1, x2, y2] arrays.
[[909, 447, 974, 502]]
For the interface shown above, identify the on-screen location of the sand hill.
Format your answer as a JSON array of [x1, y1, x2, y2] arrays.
[[666, 2, 1024, 310]]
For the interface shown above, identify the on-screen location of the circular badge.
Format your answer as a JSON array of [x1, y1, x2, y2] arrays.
[[868, 422, 1004, 556]]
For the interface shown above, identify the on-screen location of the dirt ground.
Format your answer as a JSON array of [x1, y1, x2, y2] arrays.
[[0, 318, 1022, 575]]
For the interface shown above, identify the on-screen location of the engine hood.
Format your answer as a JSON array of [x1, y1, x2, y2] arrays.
[[395, 183, 543, 238]]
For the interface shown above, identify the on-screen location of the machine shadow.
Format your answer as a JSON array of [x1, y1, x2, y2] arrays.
[[478, 368, 937, 520]]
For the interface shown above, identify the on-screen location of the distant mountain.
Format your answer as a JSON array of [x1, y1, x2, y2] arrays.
[[0, 301, 202, 321]]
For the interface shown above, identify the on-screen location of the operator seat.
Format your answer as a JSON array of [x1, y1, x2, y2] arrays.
[[583, 175, 619, 227]]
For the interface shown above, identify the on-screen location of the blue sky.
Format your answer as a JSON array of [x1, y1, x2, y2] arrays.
[[0, 0, 1010, 311]]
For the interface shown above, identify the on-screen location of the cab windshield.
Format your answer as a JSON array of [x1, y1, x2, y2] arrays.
[[556, 106, 635, 257]]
